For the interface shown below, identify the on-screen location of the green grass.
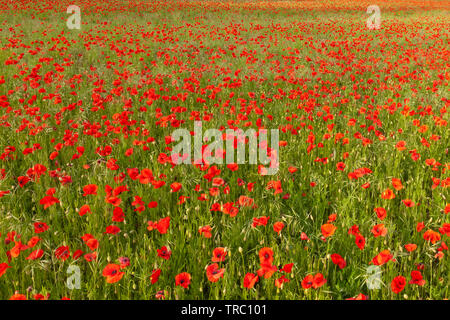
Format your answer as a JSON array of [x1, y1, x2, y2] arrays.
[[0, 0, 448, 300]]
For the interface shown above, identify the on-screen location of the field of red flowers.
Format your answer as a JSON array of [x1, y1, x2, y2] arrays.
[[0, 0, 448, 300]]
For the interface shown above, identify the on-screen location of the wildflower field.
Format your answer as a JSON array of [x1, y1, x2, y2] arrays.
[[0, 0, 448, 300]]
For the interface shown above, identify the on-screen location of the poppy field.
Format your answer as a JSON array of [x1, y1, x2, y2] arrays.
[[0, 0, 448, 300]]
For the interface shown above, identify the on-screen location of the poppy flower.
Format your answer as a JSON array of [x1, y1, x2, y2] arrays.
[[395, 141, 406, 151], [252, 216, 270, 227], [82, 184, 98, 196], [321, 223, 336, 238], [112, 207, 125, 222], [150, 269, 161, 284], [102, 264, 125, 283], [409, 271, 425, 286], [118, 257, 130, 269], [301, 274, 314, 289], [402, 199, 415, 207], [243, 273, 259, 289], [381, 188, 395, 200], [280, 263, 294, 273], [73, 250, 84, 260], [258, 247, 274, 266], [275, 275, 290, 288], [27, 236, 41, 248], [199, 225, 212, 238], [273, 221, 285, 234], [371, 224, 388, 237], [302, 273, 326, 289], [212, 247, 227, 262], [82, 234, 99, 250], [54, 246, 70, 261], [9, 293, 27, 300], [416, 222, 425, 232], [170, 182, 182, 192], [147, 216, 170, 234], [79, 204, 92, 216], [312, 273, 327, 288], [330, 253, 346, 269], [26, 249, 44, 260], [404, 244, 417, 252], [346, 293, 368, 300], [374, 207, 387, 220], [175, 272, 191, 289], [206, 263, 225, 282], [300, 232, 310, 241], [84, 252, 97, 262], [423, 229, 441, 244], [391, 276, 406, 294], [104, 225, 121, 235], [355, 234, 366, 250], [391, 178, 403, 190], [157, 246, 172, 260], [40, 195, 59, 209], [0, 263, 11, 278], [336, 162, 345, 171], [371, 250, 393, 266], [257, 263, 277, 279], [34, 222, 49, 234]]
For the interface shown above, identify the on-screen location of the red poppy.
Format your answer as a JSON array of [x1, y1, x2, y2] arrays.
[[258, 247, 274, 266], [371, 224, 388, 237], [212, 247, 227, 262], [404, 244, 417, 252], [54, 246, 70, 261], [392, 178, 403, 190], [34, 222, 49, 234], [346, 293, 368, 300], [391, 275, 406, 294], [243, 273, 259, 289], [371, 250, 393, 266], [273, 221, 285, 234], [82, 184, 98, 196], [150, 269, 161, 284], [206, 263, 225, 282], [40, 195, 59, 209], [147, 216, 170, 234], [0, 263, 11, 278], [409, 271, 425, 286], [280, 263, 294, 273], [9, 293, 26, 300], [374, 207, 387, 220], [252, 216, 270, 227], [312, 273, 327, 288], [423, 229, 441, 244], [257, 263, 277, 279], [321, 224, 336, 238], [104, 225, 121, 235], [275, 275, 290, 288], [102, 264, 125, 283], [157, 246, 172, 260], [198, 225, 212, 238], [175, 272, 191, 289], [26, 249, 44, 260], [301, 274, 314, 289], [355, 234, 366, 250], [330, 253, 346, 269], [381, 188, 395, 200], [79, 204, 92, 216]]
